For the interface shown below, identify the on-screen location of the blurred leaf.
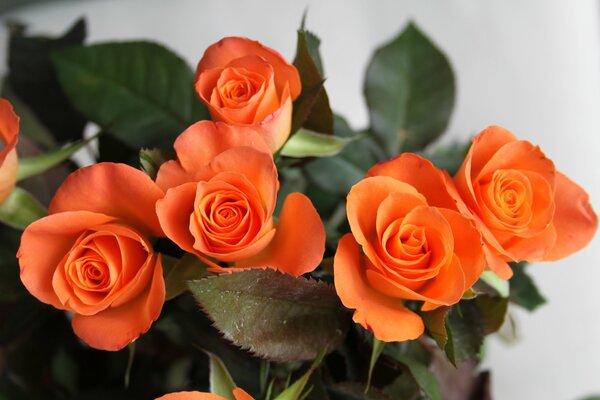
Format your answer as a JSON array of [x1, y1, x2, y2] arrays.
[[1, 80, 56, 148], [273, 347, 326, 400], [366, 338, 385, 393], [444, 302, 484, 365], [364, 22, 455, 155], [7, 18, 87, 142], [140, 147, 175, 181], [53, 41, 209, 148], [51, 347, 78, 396], [0, 296, 52, 345], [188, 269, 348, 362], [385, 350, 441, 400], [280, 129, 360, 158], [0, 227, 26, 303], [424, 140, 469, 176], [304, 157, 364, 196], [163, 253, 211, 301], [17, 134, 98, 181], [124, 342, 135, 388], [477, 271, 510, 298], [0, 187, 47, 230], [207, 351, 237, 400], [475, 296, 508, 335], [292, 25, 333, 135], [421, 307, 450, 351], [509, 262, 546, 311], [97, 133, 136, 164]]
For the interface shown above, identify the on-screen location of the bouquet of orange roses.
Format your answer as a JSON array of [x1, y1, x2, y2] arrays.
[[0, 16, 596, 400]]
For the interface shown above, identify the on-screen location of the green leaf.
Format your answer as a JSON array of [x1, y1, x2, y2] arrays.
[[207, 351, 237, 400], [385, 351, 441, 400], [188, 269, 348, 362], [292, 24, 333, 135], [424, 140, 469, 176], [162, 253, 210, 301], [328, 383, 394, 400], [509, 262, 546, 311], [124, 342, 135, 388], [474, 296, 509, 335], [7, 18, 87, 143], [52, 41, 209, 148], [478, 271, 510, 298], [0, 187, 47, 230], [140, 148, 175, 181], [421, 306, 450, 350], [280, 129, 360, 158], [304, 156, 365, 196], [366, 337, 385, 393], [273, 347, 326, 400], [364, 22, 455, 155], [17, 134, 98, 181], [444, 301, 484, 365]]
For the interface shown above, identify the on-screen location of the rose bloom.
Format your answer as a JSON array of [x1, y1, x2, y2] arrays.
[[156, 389, 253, 400], [195, 37, 301, 152], [335, 154, 485, 342], [454, 126, 598, 279], [155, 121, 325, 275], [18, 163, 165, 351], [0, 98, 19, 204]]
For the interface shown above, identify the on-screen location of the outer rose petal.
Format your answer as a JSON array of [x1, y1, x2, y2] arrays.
[[156, 121, 271, 191], [0, 98, 19, 204], [367, 153, 458, 210], [255, 84, 293, 152], [334, 234, 424, 342], [232, 388, 254, 400], [156, 182, 198, 254], [18, 211, 117, 309], [196, 36, 301, 100], [544, 172, 598, 261], [71, 254, 164, 351], [242, 192, 325, 276], [49, 163, 164, 237]]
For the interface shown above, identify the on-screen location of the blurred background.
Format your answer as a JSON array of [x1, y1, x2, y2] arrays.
[[0, 1, 598, 399]]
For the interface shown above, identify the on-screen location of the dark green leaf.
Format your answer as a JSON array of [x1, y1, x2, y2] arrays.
[[280, 128, 360, 158], [17, 134, 98, 181], [475, 296, 508, 335], [0, 187, 47, 230], [423, 140, 469, 176], [188, 268, 348, 362], [304, 157, 365, 196], [477, 271, 510, 298], [328, 382, 393, 400], [421, 306, 450, 351], [364, 22, 455, 155], [444, 301, 484, 365], [52, 41, 209, 148], [0, 296, 52, 345], [207, 351, 237, 400], [140, 148, 175, 181], [292, 26, 333, 135], [509, 262, 546, 311], [163, 253, 211, 301], [7, 18, 87, 142], [385, 351, 441, 400]]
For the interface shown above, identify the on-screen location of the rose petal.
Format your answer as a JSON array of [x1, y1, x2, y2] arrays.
[[254, 84, 293, 152], [71, 254, 164, 351], [242, 192, 325, 276], [18, 211, 117, 310], [482, 245, 514, 279], [156, 182, 199, 254], [49, 163, 164, 237], [367, 153, 458, 209], [233, 389, 254, 400], [0, 98, 19, 204], [467, 126, 519, 178], [438, 208, 485, 289], [156, 121, 271, 191], [196, 36, 301, 100], [544, 172, 598, 261], [334, 234, 424, 342]]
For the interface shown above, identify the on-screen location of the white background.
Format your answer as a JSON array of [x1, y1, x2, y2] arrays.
[[1, 1, 599, 399]]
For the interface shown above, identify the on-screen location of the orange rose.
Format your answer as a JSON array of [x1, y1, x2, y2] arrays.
[[18, 163, 165, 351], [0, 98, 19, 204], [454, 126, 598, 279], [335, 154, 485, 342], [195, 37, 301, 152], [155, 121, 325, 275], [156, 388, 253, 400]]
